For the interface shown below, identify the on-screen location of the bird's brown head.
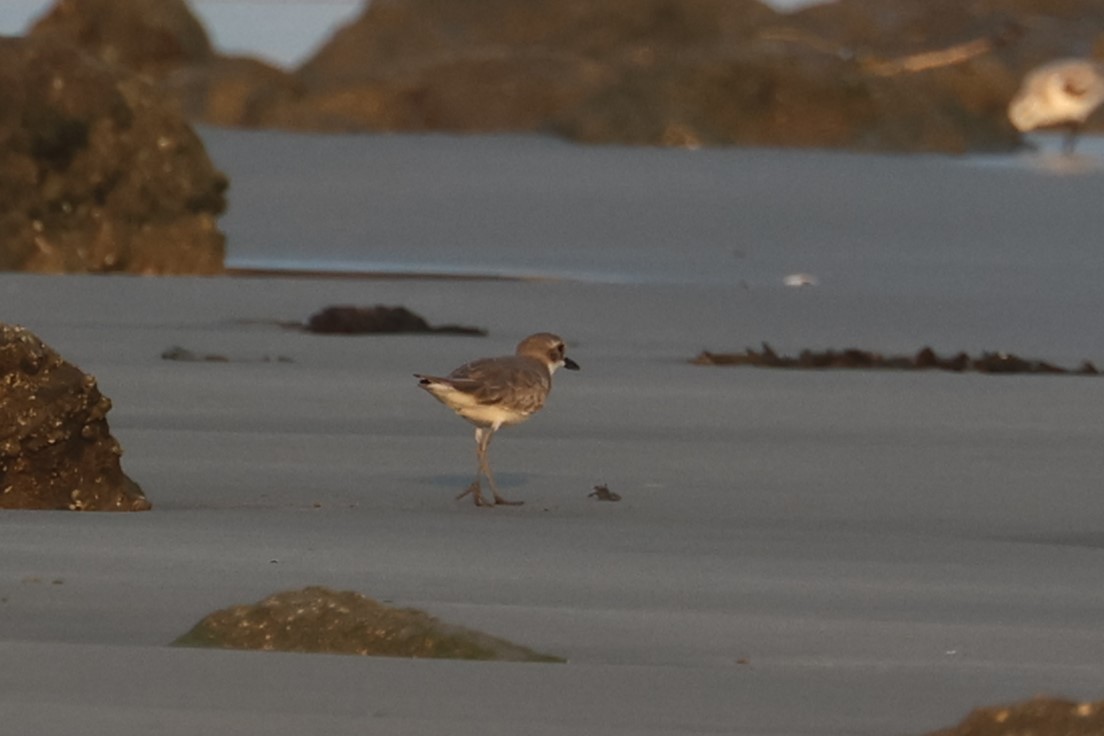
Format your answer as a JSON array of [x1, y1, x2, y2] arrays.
[[516, 333, 579, 372]]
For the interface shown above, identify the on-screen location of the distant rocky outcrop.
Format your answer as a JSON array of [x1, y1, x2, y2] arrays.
[[162, 56, 303, 129], [277, 0, 1030, 152], [29, 0, 213, 78], [174, 586, 563, 662], [29, 0, 298, 130], [0, 35, 226, 274], [0, 324, 150, 511], [276, 0, 778, 136], [259, 0, 1104, 152], [23, 0, 1104, 152]]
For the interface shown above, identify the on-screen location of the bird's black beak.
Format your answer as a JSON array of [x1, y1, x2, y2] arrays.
[[563, 357, 580, 371]]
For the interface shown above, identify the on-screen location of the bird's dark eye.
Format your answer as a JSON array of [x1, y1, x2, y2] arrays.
[[1064, 80, 1089, 97]]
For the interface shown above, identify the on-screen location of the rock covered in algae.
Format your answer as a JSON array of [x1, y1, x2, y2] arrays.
[[0, 323, 149, 511], [173, 586, 564, 662], [928, 696, 1104, 736]]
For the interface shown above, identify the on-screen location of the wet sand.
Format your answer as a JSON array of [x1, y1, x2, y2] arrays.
[[2, 131, 1103, 734]]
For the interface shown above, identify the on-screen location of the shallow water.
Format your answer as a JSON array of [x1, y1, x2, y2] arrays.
[[203, 127, 1104, 295]]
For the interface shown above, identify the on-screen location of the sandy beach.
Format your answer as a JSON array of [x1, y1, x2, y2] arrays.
[[2, 129, 1104, 734]]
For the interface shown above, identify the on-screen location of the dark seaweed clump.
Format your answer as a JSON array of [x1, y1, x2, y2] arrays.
[[306, 306, 485, 336], [693, 344, 1098, 376]]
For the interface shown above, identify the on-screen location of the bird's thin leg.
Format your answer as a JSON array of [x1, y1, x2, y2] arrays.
[[1062, 122, 1081, 155], [478, 427, 522, 506], [455, 427, 490, 506]]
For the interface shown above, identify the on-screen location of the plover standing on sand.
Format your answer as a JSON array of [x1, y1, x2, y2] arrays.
[[1008, 58, 1104, 154], [415, 333, 579, 507]]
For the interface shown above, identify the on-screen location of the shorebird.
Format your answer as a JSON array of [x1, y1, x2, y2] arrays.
[[415, 333, 579, 507], [1008, 58, 1104, 154]]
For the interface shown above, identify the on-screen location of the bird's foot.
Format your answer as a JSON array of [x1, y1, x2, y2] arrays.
[[456, 481, 492, 507]]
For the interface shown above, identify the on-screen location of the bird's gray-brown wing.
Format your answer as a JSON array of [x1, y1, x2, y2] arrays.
[[448, 357, 551, 414]]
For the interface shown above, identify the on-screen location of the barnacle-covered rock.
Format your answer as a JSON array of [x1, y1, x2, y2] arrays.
[[0, 35, 226, 274], [0, 323, 149, 511]]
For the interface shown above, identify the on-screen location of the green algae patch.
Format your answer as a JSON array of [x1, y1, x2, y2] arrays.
[[172, 586, 564, 663]]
